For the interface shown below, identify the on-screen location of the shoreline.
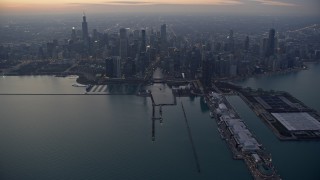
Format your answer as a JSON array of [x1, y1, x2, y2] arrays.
[[226, 67, 306, 83]]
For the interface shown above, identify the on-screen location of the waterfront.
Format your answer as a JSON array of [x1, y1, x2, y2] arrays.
[[0, 63, 319, 179], [0, 76, 250, 179], [234, 63, 320, 113], [231, 63, 320, 180]]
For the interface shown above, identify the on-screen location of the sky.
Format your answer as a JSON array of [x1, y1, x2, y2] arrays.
[[1, 0, 320, 16]]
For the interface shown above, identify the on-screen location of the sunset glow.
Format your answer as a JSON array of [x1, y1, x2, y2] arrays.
[[1, 0, 319, 15]]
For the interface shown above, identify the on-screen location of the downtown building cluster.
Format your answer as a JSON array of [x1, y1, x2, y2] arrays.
[[1, 15, 320, 81]]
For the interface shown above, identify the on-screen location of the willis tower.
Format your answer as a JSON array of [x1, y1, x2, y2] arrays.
[[82, 13, 89, 43]]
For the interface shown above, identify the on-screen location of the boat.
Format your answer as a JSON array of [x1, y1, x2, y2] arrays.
[[72, 83, 87, 87], [67, 75, 79, 79]]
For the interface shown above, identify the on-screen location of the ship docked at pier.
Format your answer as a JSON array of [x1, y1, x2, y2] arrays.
[[206, 92, 280, 180]]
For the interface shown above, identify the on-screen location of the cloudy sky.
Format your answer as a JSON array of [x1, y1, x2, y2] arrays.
[[1, 0, 319, 16]]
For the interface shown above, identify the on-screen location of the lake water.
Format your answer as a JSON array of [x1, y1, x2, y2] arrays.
[[0, 76, 250, 179], [0, 63, 319, 180]]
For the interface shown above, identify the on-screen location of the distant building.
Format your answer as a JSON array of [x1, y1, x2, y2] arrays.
[[266, 28, 276, 57], [140, 29, 146, 53], [105, 58, 114, 78], [244, 36, 249, 51], [71, 27, 77, 41], [315, 50, 320, 60], [82, 14, 89, 42], [105, 56, 121, 78], [123, 58, 136, 78], [228, 30, 234, 52], [113, 56, 121, 78], [119, 28, 128, 61], [46, 42, 55, 58], [189, 47, 201, 78], [201, 51, 214, 87], [161, 24, 167, 52]]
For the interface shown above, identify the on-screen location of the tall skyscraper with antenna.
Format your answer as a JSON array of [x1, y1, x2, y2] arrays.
[[82, 13, 89, 43]]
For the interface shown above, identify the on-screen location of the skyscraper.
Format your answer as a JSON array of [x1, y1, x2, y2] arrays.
[[71, 27, 77, 41], [140, 29, 146, 53], [228, 29, 234, 52], [105, 57, 121, 78], [266, 28, 276, 57], [105, 58, 114, 78], [244, 36, 250, 51], [113, 56, 122, 78], [161, 24, 167, 52], [82, 13, 89, 42], [119, 28, 128, 60]]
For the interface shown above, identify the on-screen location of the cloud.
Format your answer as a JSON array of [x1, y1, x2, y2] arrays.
[[154, 0, 243, 5], [68, 0, 243, 6], [104, 1, 154, 5], [251, 0, 298, 7], [67, 3, 106, 6], [210, 0, 243, 5]]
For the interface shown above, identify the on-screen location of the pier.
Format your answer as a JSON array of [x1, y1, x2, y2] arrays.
[[206, 91, 280, 179], [238, 89, 320, 140], [215, 82, 320, 140], [148, 88, 201, 173], [149, 92, 177, 106]]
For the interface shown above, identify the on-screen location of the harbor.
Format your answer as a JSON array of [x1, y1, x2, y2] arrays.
[[206, 91, 280, 180], [214, 82, 320, 140]]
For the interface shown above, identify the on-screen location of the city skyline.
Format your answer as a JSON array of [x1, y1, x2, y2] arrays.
[[1, 3, 320, 178], [1, 0, 320, 16]]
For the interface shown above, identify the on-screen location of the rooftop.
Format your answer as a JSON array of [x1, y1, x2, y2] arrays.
[[271, 112, 320, 131]]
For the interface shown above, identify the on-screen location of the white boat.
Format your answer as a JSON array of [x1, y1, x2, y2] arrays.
[[72, 83, 87, 87]]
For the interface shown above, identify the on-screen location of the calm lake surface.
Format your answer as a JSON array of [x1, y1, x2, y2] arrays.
[[0, 63, 319, 179]]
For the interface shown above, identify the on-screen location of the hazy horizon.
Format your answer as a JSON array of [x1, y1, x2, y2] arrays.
[[1, 0, 320, 17]]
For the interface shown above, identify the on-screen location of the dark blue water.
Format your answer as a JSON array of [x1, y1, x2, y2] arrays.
[[234, 63, 320, 112], [1, 63, 319, 180], [0, 76, 250, 179]]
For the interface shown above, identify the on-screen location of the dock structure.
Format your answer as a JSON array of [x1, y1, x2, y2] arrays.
[[149, 91, 177, 141], [149, 92, 201, 173], [149, 93, 177, 106], [206, 91, 280, 180], [214, 82, 320, 140], [240, 90, 320, 140], [151, 105, 163, 142], [151, 105, 159, 141]]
